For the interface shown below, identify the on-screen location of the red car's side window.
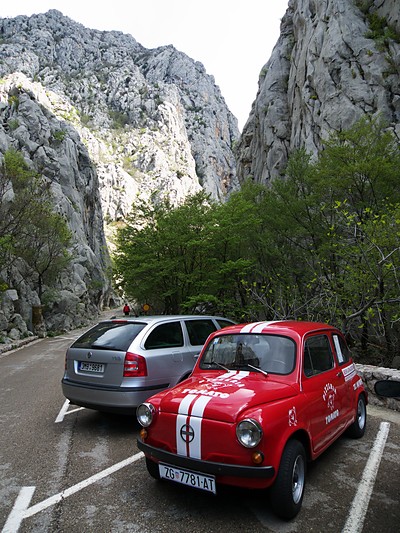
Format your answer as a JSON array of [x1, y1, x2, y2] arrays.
[[304, 334, 334, 377], [332, 334, 351, 365]]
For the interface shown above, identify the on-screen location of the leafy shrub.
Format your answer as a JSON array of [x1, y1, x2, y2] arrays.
[[52, 130, 66, 142]]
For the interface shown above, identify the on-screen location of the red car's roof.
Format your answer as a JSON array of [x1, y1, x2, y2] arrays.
[[216, 320, 340, 339]]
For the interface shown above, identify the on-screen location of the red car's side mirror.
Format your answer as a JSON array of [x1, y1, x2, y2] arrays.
[[374, 380, 400, 398]]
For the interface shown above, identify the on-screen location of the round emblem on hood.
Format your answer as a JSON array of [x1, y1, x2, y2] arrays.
[[180, 424, 195, 443]]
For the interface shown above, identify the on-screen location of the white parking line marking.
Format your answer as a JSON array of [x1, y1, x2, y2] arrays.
[[342, 421, 390, 533], [1, 486, 35, 533], [55, 400, 84, 423], [3, 453, 144, 532]]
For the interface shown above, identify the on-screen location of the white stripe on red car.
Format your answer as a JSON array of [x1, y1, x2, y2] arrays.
[[213, 370, 249, 382], [239, 321, 278, 333], [176, 395, 212, 458], [175, 370, 251, 459]]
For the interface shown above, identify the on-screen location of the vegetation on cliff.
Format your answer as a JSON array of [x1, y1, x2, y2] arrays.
[[114, 118, 400, 367], [0, 149, 72, 301]]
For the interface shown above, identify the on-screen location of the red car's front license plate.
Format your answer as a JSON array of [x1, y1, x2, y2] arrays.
[[159, 463, 216, 494]]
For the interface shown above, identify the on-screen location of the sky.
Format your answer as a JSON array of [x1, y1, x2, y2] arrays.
[[1, 1, 289, 131]]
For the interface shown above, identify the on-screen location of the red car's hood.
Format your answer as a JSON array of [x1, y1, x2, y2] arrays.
[[157, 371, 298, 423]]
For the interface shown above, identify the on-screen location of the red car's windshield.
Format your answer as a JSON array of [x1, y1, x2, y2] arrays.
[[200, 333, 296, 375]]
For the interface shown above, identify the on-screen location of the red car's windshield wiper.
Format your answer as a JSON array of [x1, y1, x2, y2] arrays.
[[246, 363, 269, 377], [209, 361, 230, 372], [230, 362, 269, 377]]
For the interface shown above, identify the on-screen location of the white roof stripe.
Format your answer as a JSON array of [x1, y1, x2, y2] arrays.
[[240, 321, 278, 333], [240, 322, 265, 333], [252, 321, 279, 333]]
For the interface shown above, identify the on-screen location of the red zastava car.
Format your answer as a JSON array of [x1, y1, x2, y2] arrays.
[[137, 321, 367, 520]]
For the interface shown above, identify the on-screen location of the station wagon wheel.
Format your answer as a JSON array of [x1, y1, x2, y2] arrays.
[[347, 394, 367, 439], [270, 439, 306, 520], [145, 458, 161, 480]]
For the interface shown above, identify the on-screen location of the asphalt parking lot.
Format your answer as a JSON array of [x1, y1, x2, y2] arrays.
[[0, 334, 399, 533]]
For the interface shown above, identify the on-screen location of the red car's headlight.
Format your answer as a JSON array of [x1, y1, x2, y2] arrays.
[[236, 418, 263, 448], [137, 402, 155, 427]]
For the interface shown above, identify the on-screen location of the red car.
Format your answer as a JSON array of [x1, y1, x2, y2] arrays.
[[137, 321, 367, 520]]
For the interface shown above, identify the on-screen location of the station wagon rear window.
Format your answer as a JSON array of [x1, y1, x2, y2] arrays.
[[72, 321, 146, 351], [144, 321, 184, 349], [185, 319, 216, 346]]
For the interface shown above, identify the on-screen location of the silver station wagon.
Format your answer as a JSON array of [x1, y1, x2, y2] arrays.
[[62, 315, 234, 414]]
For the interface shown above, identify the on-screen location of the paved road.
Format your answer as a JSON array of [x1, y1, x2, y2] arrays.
[[0, 329, 399, 533]]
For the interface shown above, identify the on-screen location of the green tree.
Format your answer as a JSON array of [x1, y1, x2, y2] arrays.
[[329, 200, 400, 360], [208, 181, 264, 319], [114, 192, 216, 313], [15, 207, 72, 299], [247, 118, 400, 362], [113, 188, 260, 318], [114, 117, 400, 363], [0, 149, 49, 268], [0, 148, 72, 299], [312, 117, 400, 358]]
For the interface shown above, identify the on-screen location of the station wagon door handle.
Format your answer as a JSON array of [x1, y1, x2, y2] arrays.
[[194, 353, 200, 359]]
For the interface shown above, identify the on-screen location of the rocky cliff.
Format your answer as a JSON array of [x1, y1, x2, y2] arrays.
[[0, 72, 114, 336], [0, 10, 239, 207], [2, 1, 398, 341], [0, 10, 239, 339], [236, 0, 400, 184]]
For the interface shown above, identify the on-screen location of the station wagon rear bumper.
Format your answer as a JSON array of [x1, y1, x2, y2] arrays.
[[61, 378, 169, 413], [137, 439, 275, 478]]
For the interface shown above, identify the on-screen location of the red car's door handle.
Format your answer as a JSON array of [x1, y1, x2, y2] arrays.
[[337, 371, 343, 378]]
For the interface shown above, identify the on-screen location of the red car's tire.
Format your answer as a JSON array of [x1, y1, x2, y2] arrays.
[[347, 394, 367, 439], [270, 439, 306, 520]]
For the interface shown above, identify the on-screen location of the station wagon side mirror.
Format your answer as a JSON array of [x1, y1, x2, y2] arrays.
[[374, 380, 400, 398]]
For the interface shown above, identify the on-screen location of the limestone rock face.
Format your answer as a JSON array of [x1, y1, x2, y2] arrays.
[[0, 74, 113, 334], [236, 0, 400, 184], [0, 10, 239, 211], [0, 10, 239, 337]]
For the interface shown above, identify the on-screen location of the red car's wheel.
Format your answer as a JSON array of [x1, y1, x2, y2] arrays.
[[347, 394, 367, 439], [270, 439, 306, 520]]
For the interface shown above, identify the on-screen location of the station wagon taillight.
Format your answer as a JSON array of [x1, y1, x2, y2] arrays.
[[123, 352, 147, 377]]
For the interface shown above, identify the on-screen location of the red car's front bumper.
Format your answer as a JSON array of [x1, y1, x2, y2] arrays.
[[137, 438, 275, 479]]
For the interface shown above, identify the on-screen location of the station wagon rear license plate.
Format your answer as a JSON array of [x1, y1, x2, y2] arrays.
[[78, 361, 105, 373], [159, 463, 216, 494]]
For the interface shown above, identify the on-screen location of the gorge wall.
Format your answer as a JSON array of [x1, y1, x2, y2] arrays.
[[1, 0, 399, 340], [0, 10, 239, 338], [236, 0, 400, 184]]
